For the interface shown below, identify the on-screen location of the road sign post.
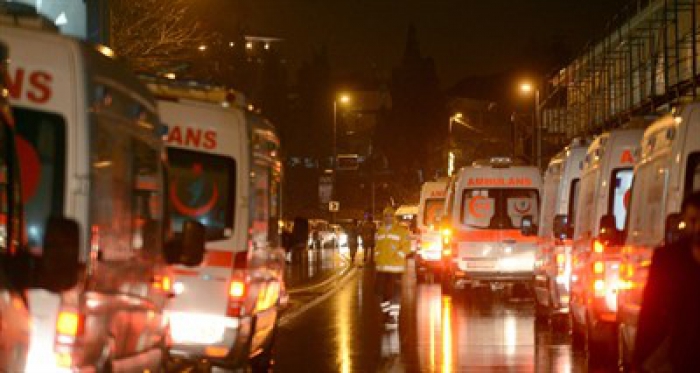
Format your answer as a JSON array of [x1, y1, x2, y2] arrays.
[[329, 201, 340, 212]]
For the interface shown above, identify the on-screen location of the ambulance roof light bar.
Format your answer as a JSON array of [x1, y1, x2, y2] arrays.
[[141, 75, 248, 108], [0, 3, 58, 31]]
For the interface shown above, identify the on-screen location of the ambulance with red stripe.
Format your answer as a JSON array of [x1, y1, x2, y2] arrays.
[[0, 39, 32, 372], [2, 6, 203, 371], [532, 139, 588, 322], [569, 127, 644, 360], [441, 157, 542, 290], [415, 180, 449, 281], [617, 106, 700, 368], [150, 81, 284, 371]]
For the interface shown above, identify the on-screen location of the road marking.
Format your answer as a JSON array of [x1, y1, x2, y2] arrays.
[[279, 266, 358, 327], [287, 254, 351, 295]]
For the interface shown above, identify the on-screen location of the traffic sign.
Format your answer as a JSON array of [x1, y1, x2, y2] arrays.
[[336, 154, 359, 171], [329, 201, 340, 212]]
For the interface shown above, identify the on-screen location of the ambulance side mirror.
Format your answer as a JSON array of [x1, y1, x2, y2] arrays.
[[165, 220, 206, 267], [598, 214, 621, 245], [520, 215, 536, 236], [39, 217, 81, 292], [664, 213, 685, 246], [553, 215, 571, 240]]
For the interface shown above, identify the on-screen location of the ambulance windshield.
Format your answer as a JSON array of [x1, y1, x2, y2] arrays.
[[610, 168, 633, 230], [13, 107, 66, 252], [167, 148, 236, 241], [423, 198, 444, 227], [461, 188, 539, 229]]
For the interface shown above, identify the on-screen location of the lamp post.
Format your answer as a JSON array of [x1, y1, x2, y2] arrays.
[[447, 112, 463, 176], [519, 82, 542, 169], [332, 93, 351, 223]]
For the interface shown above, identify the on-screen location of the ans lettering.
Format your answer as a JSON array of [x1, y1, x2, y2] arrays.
[[467, 177, 532, 187], [5, 68, 53, 104], [166, 126, 217, 150]]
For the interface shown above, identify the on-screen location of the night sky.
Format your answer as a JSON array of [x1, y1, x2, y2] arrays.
[[194, 0, 630, 86]]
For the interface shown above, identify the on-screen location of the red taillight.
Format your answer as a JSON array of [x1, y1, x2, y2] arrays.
[[593, 240, 604, 254], [229, 280, 246, 298], [57, 312, 79, 336], [227, 277, 247, 317], [56, 311, 83, 338], [556, 253, 565, 265], [594, 279, 605, 292], [593, 261, 604, 275], [153, 274, 172, 292]]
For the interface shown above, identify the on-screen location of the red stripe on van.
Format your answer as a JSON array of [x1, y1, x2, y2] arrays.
[[454, 229, 538, 243], [173, 269, 199, 276], [205, 250, 234, 268]]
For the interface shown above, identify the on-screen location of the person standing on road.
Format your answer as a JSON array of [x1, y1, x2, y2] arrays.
[[290, 217, 309, 264], [633, 191, 700, 372], [361, 213, 377, 264], [374, 206, 412, 327], [347, 219, 360, 265]]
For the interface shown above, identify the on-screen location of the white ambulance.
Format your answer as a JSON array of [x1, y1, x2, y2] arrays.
[[442, 158, 542, 291], [532, 139, 588, 323], [2, 6, 203, 372], [415, 180, 448, 281], [618, 105, 700, 368], [150, 81, 285, 371], [569, 126, 644, 360], [0, 38, 30, 373]]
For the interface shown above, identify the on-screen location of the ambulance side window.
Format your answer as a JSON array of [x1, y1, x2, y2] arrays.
[[567, 179, 580, 228], [686, 152, 700, 195], [0, 114, 9, 253], [91, 112, 164, 260], [13, 108, 66, 252], [609, 168, 634, 231]]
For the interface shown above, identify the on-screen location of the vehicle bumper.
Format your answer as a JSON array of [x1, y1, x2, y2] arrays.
[[415, 254, 446, 272], [452, 268, 534, 283], [168, 313, 253, 368]]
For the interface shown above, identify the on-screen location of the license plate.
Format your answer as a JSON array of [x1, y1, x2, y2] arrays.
[[169, 314, 226, 344], [466, 260, 495, 269]]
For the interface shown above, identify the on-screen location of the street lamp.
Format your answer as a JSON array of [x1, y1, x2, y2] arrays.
[[518, 81, 542, 169], [332, 93, 352, 222], [447, 112, 466, 176]]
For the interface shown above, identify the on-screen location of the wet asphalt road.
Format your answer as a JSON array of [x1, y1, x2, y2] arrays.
[[274, 258, 618, 372]]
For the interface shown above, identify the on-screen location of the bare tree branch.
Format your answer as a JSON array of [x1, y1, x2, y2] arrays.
[[110, 0, 211, 74]]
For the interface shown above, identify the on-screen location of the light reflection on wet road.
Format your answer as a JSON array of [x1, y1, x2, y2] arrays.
[[275, 261, 603, 372]]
